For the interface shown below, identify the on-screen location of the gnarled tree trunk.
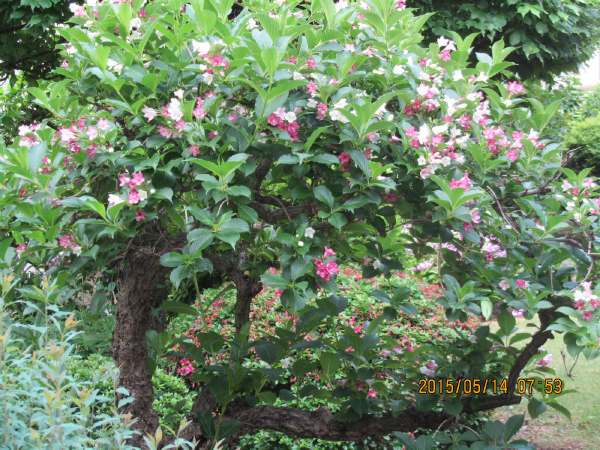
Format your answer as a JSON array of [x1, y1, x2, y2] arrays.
[[112, 247, 170, 447]]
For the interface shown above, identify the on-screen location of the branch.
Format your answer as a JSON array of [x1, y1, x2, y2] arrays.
[[231, 406, 448, 441]]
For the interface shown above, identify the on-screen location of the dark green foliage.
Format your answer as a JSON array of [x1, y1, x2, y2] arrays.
[[413, 0, 600, 79], [0, 0, 70, 80]]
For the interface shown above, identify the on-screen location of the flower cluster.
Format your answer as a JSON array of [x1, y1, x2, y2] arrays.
[[267, 107, 301, 141], [573, 282, 600, 321], [176, 358, 195, 376], [313, 247, 339, 282], [117, 171, 146, 205], [57, 234, 82, 255]]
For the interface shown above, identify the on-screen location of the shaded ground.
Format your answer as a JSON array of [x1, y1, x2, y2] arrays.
[[493, 320, 600, 450]]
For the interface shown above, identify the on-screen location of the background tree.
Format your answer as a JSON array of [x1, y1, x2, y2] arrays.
[[0, 0, 70, 80], [412, 0, 600, 79]]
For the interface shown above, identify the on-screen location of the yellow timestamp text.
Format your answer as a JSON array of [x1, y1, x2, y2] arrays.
[[418, 377, 564, 396]]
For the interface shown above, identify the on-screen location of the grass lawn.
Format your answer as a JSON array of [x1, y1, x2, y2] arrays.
[[493, 320, 600, 450]]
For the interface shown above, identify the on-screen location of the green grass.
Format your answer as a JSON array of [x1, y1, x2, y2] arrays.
[[494, 320, 600, 450]]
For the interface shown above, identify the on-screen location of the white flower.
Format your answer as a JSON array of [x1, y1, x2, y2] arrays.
[[297, 240, 304, 247], [335, 0, 348, 10], [292, 71, 305, 80], [476, 72, 489, 82], [437, 36, 450, 48], [284, 111, 297, 123], [247, 18, 258, 30], [392, 64, 405, 75], [130, 18, 142, 30], [281, 357, 293, 369], [174, 89, 184, 99], [138, 190, 148, 202], [107, 59, 123, 74], [417, 156, 427, 166], [373, 259, 384, 270], [108, 194, 124, 206], [333, 98, 349, 111], [418, 124, 431, 145], [307, 98, 318, 108], [432, 124, 448, 135], [192, 41, 211, 55], [373, 67, 385, 75], [167, 98, 183, 121], [304, 227, 315, 238]]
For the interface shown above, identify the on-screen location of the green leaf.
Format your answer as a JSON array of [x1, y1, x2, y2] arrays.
[[162, 301, 197, 315], [160, 252, 184, 268], [261, 272, 288, 289], [481, 299, 493, 320], [528, 397, 547, 419], [504, 414, 524, 440], [319, 352, 340, 380], [255, 340, 281, 364], [498, 309, 516, 335], [327, 212, 347, 229], [313, 185, 334, 209], [154, 187, 173, 202], [187, 228, 214, 251], [305, 126, 330, 151]]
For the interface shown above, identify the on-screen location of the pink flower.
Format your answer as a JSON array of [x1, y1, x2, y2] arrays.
[[507, 81, 525, 96], [158, 125, 173, 138], [208, 131, 218, 140], [193, 97, 206, 119], [316, 102, 328, 120], [118, 173, 131, 187], [130, 172, 145, 187], [583, 311, 593, 321], [142, 106, 157, 121], [188, 145, 200, 156], [449, 173, 472, 190], [135, 210, 146, 222], [16, 243, 27, 255], [339, 151, 351, 170], [58, 234, 77, 249], [420, 360, 438, 376], [128, 189, 141, 205], [537, 354, 552, 367], [306, 57, 317, 69], [511, 308, 525, 318], [323, 247, 336, 258], [367, 388, 377, 398], [507, 149, 519, 162], [177, 358, 195, 376], [306, 81, 318, 96], [69, 3, 86, 17], [498, 280, 510, 291], [395, 0, 406, 9], [384, 192, 398, 203], [314, 258, 339, 282], [97, 119, 111, 131], [515, 279, 528, 289]]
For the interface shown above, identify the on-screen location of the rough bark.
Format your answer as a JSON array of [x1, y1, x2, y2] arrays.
[[112, 247, 170, 447]]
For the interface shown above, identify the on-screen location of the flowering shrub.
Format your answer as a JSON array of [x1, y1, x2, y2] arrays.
[[1, 0, 599, 448]]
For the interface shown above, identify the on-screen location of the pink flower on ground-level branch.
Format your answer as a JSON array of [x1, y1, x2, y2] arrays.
[[537, 354, 552, 367]]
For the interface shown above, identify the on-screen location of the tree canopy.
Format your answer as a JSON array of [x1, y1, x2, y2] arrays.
[[413, 0, 600, 79]]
